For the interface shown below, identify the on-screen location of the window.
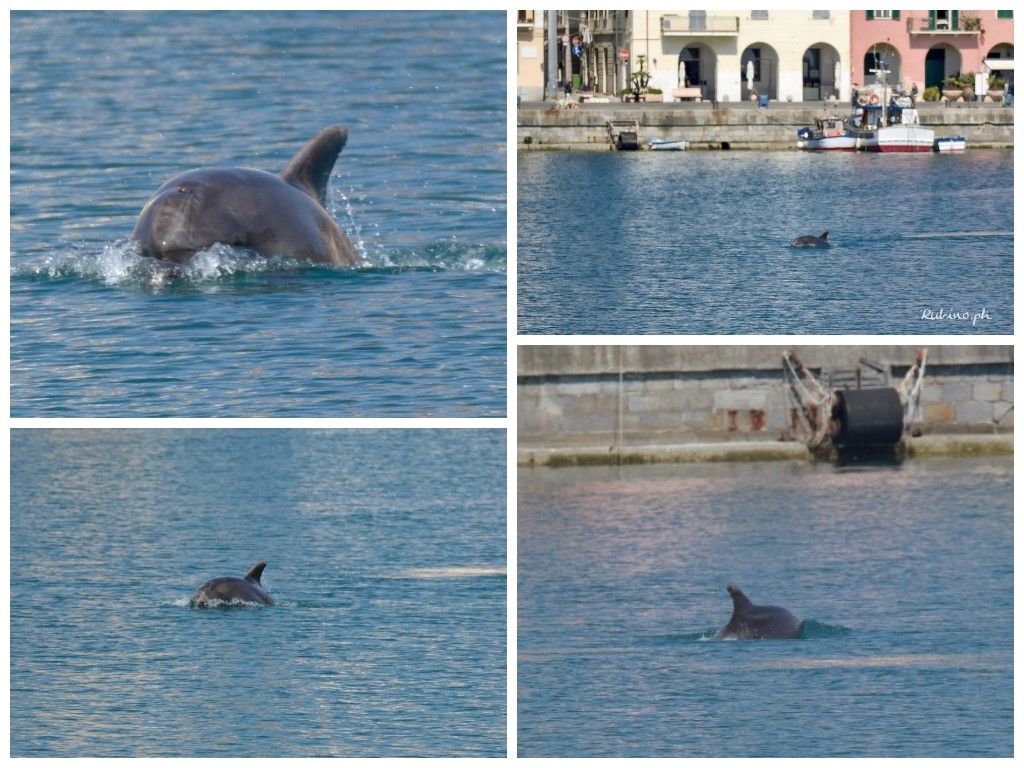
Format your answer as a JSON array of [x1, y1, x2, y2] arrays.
[[866, 11, 900, 20], [996, 10, 1012, 19], [751, 11, 769, 20], [813, 10, 830, 19]]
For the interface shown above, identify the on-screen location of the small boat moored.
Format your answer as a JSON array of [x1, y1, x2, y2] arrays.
[[934, 136, 967, 152], [646, 137, 689, 151], [796, 115, 857, 151]]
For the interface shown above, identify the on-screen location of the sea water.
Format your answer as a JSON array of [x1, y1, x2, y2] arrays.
[[10, 429, 506, 757], [10, 11, 506, 417], [518, 457, 1012, 757], [517, 149, 1012, 334]]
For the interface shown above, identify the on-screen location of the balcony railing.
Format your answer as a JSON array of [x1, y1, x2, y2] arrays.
[[661, 14, 739, 35], [907, 11, 983, 34]]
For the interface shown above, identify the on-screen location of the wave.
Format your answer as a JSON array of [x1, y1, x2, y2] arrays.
[[11, 237, 506, 288], [401, 566, 507, 580], [651, 620, 852, 644]]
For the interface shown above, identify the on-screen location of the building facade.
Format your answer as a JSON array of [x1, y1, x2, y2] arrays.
[[850, 10, 1014, 95], [517, 9, 1014, 102], [632, 10, 852, 103]]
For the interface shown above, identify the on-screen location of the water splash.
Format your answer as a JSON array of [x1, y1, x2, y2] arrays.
[[13, 237, 505, 288]]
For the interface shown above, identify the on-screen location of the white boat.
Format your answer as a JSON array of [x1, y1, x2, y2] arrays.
[[934, 136, 966, 152], [848, 105, 934, 153], [646, 137, 689, 151], [796, 116, 858, 151]]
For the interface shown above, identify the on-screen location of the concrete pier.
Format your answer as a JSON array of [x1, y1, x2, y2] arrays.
[[518, 345, 1013, 466], [517, 102, 1014, 150]]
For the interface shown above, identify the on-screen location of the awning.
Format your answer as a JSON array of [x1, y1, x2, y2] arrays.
[[983, 58, 1014, 71]]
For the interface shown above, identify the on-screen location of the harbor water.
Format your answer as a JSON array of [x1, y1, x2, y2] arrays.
[[10, 429, 507, 757], [517, 150, 1012, 334], [518, 457, 1012, 757], [10, 11, 506, 417]]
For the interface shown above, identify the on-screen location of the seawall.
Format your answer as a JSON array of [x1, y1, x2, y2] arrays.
[[518, 345, 1013, 466], [517, 102, 1014, 150]]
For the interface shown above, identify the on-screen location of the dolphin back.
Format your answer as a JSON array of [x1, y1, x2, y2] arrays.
[[280, 125, 348, 206]]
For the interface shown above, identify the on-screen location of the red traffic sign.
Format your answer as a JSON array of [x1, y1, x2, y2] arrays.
[[561, 33, 569, 44], [572, 36, 581, 46], [618, 49, 629, 61]]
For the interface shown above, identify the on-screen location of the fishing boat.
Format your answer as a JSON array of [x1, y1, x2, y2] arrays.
[[646, 137, 689, 151], [934, 136, 967, 152], [796, 115, 858, 151], [846, 102, 934, 153]]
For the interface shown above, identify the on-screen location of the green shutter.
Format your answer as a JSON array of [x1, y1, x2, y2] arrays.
[[996, 10, 1013, 19], [952, 10, 959, 29], [866, 10, 874, 20], [892, 10, 900, 20]]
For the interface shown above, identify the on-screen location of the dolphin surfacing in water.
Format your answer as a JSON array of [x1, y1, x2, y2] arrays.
[[715, 584, 802, 640], [790, 230, 830, 247], [191, 561, 274, 607], [132, 126, 359, 265]]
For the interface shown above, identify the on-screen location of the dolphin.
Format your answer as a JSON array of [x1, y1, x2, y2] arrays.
[[191, 561, 274, 607], [132, 126, 359, 265], [714, 584, 802, 640], [790, 230, 829, 247]]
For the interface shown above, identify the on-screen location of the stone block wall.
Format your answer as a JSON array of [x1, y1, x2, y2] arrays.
[[518, 345, 1013, 450]]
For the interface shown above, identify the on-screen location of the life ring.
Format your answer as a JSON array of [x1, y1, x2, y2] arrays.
[[857, 95, 868, 106], [869, 93, 880, 105]]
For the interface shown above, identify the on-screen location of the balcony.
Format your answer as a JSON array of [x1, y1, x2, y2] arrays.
[[661, 14, 739, 36], [908, 11, 983, 35]]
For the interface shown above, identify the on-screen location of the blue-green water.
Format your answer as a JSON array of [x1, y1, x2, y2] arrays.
[[10, 11, 506, 417], [10, 429, 506, 757], [518, 458, 1012, 757], [517, 150, 1012, 334]]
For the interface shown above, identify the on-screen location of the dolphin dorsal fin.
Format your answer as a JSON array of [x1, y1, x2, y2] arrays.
[[245, 561, 268, 582], [728, 584, 752, 611], [820, 230, 829, 240], [280, 125, 348, 206]]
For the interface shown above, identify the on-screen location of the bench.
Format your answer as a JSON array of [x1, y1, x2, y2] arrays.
[[673, 87, 702, 102]]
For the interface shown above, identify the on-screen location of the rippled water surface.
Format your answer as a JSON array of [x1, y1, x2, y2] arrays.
[[518, 150, 1012, 334], [518, 458, 1012, 757], [10, 11, 506, 416], [11, 429, 506, 757]]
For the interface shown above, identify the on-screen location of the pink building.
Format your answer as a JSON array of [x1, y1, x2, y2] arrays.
[[850, 10, 1014, 94]]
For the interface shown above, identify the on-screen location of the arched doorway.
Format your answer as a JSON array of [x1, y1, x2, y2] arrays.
[[924, 45, 962, 89], [677, 44, 717, 101], [985, 43, 1014, 90], [803, 43, 841, 100], [862, 44, 901, 87], [740, 43, 779, 101]]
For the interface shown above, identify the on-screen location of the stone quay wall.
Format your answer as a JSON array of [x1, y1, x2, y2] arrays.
[[517, 103, 1014, 150], [518, 345, 1013, 464]]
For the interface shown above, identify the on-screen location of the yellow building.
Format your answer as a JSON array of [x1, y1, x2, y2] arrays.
[[631, 10, 852, 103], [518, 10, 854, 103], [516, 11, 546, 101]]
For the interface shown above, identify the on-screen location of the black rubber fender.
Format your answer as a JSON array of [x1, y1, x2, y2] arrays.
[[833, 388, 904, 448]]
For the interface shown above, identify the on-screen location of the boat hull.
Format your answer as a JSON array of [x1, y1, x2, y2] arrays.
[[647, 138, 689, 151]]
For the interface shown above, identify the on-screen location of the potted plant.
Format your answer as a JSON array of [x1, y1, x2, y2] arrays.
[[959, 71, 976, 100], [941, 75, 963, 101], [629, 54, 652, 103], [987, 75, 1006, 102]]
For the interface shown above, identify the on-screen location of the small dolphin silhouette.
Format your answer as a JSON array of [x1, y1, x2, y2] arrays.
[[191, 561, 274, 607], [791, 230, 830, 247]]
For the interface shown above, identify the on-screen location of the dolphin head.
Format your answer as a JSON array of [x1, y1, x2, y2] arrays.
[[132, 168, 253, 262]]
